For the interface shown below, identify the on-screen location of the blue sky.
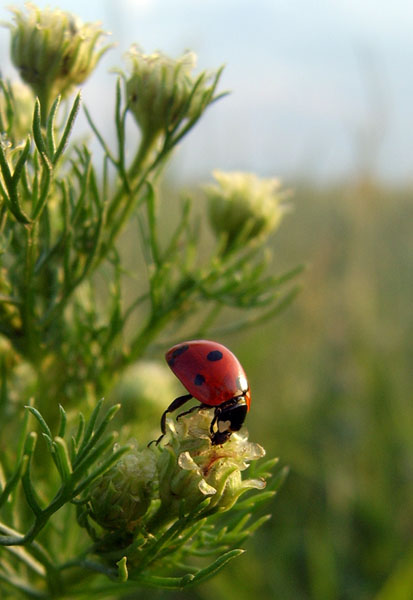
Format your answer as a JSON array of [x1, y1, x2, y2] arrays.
[[1, 0, 413, 183]]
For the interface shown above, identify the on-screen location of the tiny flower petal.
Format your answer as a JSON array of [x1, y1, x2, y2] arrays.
[[178, 451, 200, 471], [198, 478, 217, 496]]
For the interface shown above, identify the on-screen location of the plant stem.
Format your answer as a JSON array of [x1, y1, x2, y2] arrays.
[[128, 132, 158, 178]]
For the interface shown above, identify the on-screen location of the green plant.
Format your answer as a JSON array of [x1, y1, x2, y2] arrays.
[[0, 4, 300, 598]]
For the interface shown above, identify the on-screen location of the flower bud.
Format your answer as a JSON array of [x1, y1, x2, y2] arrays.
[[110, 361, 180, 438], [125, 47, 211, 143], [89, 445, 157, 532], [206, 170, 289, 251], [7, 4, 109, 117], [156, 409, 266, 519]]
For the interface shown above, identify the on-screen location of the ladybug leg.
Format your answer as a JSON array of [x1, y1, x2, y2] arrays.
[[176, 404, 201, 421], [176, 402, 211, 421], [161, 393, 193, 432], [148, 393, 192, 446]]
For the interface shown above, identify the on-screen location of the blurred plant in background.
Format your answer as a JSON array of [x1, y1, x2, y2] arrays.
[[0, 4, 299, 598], [199, 181, 413, 600], [206, 170, 289, 254]]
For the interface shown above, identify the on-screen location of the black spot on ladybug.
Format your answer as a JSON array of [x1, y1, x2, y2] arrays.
[[194, 373, 205, 386], [173, 344, 189, 358], [168, 344, 189, 367], [207, 350, 223, 362]]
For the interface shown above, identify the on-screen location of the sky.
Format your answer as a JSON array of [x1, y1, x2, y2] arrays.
[[1, 0, 413, 184]]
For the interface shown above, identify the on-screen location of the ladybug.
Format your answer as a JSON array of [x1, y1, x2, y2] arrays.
[[152, 340, 251, 445]]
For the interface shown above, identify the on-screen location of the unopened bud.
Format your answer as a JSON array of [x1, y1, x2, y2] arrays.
[[8, 4, 110, 117], [126, 47, 213, 143], [89, 446, 157, 532], [206, 170, 289, 251]]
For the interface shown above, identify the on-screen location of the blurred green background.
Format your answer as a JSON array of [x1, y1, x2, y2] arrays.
[[137, 177, 412, 600], [3, 1, 413, 598], [216, 180, 413, 600]]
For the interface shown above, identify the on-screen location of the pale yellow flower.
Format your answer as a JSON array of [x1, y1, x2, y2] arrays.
[[8, 4, 110, 116], [206, 170, 289, 250], [126, 47, 214, 142]]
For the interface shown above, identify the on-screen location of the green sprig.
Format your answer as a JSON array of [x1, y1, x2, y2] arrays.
[[0, 5, 299, 596]]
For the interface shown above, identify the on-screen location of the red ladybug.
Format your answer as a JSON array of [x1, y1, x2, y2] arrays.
[[153, 340, 251, 445]]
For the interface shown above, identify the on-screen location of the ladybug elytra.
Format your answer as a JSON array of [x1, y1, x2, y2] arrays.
[[152, 340, 250, 445]]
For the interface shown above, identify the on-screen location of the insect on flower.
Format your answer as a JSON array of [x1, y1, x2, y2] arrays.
[[151, 340, 251, 446]]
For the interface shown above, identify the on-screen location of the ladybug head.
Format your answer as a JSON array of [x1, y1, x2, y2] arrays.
[[210, 399, 248, 446]]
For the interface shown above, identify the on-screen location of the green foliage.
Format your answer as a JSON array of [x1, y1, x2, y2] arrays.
[[0, 4, 298, 598], [0, 401, 281, 598], [0, 71, 298, 410]]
